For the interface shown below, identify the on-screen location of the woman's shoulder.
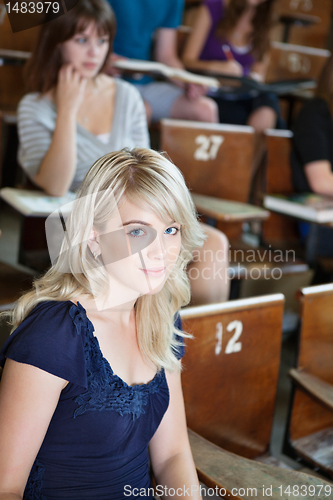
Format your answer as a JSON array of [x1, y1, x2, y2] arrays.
[[18, 92, 55, 118], [300, 97, 331, 118], [294, 98, 332, 132], [0, 301, 90, 387], [114, 76, 142, 97]]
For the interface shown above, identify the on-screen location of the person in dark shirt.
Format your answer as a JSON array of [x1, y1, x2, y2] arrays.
[[291, 54, 333, 257], [291, 55, 333, 195]]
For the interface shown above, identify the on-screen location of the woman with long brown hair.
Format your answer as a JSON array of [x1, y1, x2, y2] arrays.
[[182, 0, 279, 132], [18, 0, 148, 197]]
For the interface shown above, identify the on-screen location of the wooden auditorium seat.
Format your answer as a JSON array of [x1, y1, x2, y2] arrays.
[[161, 119, 310, 288], [272, 0, 333, 49], [285, 283, 333, 478], [266, 42, 330, 84], [180, 294, 285, 460], [189, 430, 332, 500], [260, 129, 300, 248], [161, 119, 255, 204], [0, 8, 39, 112], [161, 118, 256, 242]]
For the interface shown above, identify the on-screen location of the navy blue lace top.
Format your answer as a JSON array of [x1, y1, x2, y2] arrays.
[[0, 301, 184, 499]]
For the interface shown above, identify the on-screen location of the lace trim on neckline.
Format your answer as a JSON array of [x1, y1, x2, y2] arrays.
[[69, 302, 167, 420]]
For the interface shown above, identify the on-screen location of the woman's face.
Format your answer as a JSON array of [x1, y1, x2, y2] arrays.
[[94, 199, 182, 302], [61, 21, 109, 78]]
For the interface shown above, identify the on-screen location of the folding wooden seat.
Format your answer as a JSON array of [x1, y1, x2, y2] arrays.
[[0, 10, 39, 112], [272, 0, 333, 49], [180, 294, 285, 460], [266, 42, 330, 84], [190, 430, 332, 500], [161, 119, 310, 289], [285, 283, 333, 478], [161, 118, 256, 241], [260, 129, 300, 248]]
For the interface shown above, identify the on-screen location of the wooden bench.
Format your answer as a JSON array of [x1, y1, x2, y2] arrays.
[[285, 283, 333, 478], [190, 430, 332, 499], [180, 294, 285, 460]]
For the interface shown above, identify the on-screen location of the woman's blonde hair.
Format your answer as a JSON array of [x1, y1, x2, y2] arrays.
[[4, 148, 205, 371]]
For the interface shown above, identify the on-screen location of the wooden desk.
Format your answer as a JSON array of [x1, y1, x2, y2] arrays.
[[263, 198, 333, 266], [192, 193, 270, 223]]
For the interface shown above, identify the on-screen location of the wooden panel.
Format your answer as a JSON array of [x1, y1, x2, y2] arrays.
[[0, 7, 39, 111], [161, 120, 255, 204], [275, 0, 332, 49], [0, 6, 40, 50], [0, 65, 26, 111], [266, 42, 330, 82], [290, 284, 333, 441], [261, 130, 300, 245], [181, 294, 284, 459]]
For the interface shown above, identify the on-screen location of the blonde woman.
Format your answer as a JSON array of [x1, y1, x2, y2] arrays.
[[0, 148, 204, 499]]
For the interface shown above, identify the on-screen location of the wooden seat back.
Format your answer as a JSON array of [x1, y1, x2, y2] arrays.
[[273, 0, 333, 49], [180, 294, 285, 459], [0, 9, 39, 111], [266, 42, 330, 83], [261, 129, 300, 246], [161, 119, 255, 203], [289, 283, 333, 444]]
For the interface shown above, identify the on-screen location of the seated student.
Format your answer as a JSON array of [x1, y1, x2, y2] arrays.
[[106, 0, 219, 124], [18, 0, 149, 197], [291, 54, 333, 257], [16, 0, 229, 304], [0, 148, 204, 499], [182, 0, 280, 132]]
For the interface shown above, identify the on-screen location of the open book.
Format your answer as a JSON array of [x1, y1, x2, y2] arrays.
[[0, 188, 76, 217], [264, 193, 333, 223], [113, 59, 220, 88]]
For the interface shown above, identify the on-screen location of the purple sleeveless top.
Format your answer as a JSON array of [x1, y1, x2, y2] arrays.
[[200, 0, 255, 76]]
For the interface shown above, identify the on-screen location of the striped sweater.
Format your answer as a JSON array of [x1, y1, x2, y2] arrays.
[[17, 79, 150, 191]]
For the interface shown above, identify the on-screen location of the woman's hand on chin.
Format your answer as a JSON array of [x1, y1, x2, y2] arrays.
[[56, 64, 87, 117]]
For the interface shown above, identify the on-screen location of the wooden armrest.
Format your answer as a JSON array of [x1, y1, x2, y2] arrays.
[[289, 368, 333, 412], [188, 429, 331, 499]]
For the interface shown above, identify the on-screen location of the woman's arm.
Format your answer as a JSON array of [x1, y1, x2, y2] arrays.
[[182, 5, 243, 77], [149, 369, 202, 499], [33, 65, 86, 197], [0, 359, 67, 499], [304, 160, 333, 196], [250, 53, 270, 82]]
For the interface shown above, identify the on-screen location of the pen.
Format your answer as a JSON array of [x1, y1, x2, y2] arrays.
[[222, 44, 234, 61]]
